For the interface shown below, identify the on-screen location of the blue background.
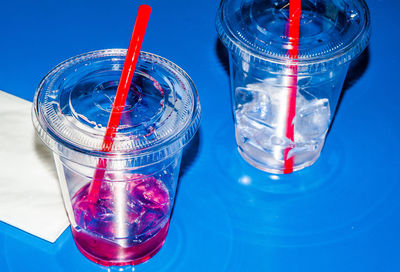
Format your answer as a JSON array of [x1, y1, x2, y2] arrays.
[[1, 0, 399, 271]]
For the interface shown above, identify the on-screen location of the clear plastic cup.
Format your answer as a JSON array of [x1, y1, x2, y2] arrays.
[[216, 0, 370, 173], [32, 49, 201, 266]]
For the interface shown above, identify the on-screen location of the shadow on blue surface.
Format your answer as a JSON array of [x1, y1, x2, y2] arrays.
[[179, 129, 201, 179], [343, 48, 370, 92], [331, 47, 370, 130], [215, 39, 230, 75]]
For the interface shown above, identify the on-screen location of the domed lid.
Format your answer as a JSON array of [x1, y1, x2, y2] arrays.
[[33, 49, 201, 160], [216, 0, 370, 70]]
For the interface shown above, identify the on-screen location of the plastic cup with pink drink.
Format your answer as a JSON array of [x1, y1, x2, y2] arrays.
[[32, 49, 201, 266]]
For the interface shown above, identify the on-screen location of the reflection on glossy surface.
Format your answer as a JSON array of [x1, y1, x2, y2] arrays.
[[213, 120, 400, 247], [104, 266, 135, 272]]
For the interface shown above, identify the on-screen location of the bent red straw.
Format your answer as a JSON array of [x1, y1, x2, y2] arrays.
[[87, 5, 152, 203], [283, 0, 301, 174]]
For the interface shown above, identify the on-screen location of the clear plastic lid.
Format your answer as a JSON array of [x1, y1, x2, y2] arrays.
[[216, 0, 370, 70], [32, 49, 201, 161]]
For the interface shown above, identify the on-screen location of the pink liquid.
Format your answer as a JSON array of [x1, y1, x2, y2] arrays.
[[71, 175, 170, 266]]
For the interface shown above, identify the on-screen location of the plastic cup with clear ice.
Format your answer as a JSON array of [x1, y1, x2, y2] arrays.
[[216, 0, 370, 173], [32, 49, 201, 266]]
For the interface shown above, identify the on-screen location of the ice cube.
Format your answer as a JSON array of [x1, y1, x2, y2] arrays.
[[136, 210, 166, 236], [235, 87, 254, 106], [126, 173, 148, 192], [73, 197, 94, 228], [89, 214, 116, 238], [236, 110, 261, 145], [133, 177, 169, 210], [294, 98, 330, 142], [126, 199, 144, 224], [254, 129, 294, 152], [236, 85, 279, 128], [253, 127, 274, 150]]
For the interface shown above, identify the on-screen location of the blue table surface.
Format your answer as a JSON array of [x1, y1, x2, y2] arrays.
[[1, 0, 399, 271]]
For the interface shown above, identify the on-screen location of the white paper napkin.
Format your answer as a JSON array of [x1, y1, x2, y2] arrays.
[[0, 90, 69, 243]]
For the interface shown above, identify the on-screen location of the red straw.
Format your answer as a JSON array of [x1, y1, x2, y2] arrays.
[[283, 0, 301, 174], [87, 5, 152, 203]]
